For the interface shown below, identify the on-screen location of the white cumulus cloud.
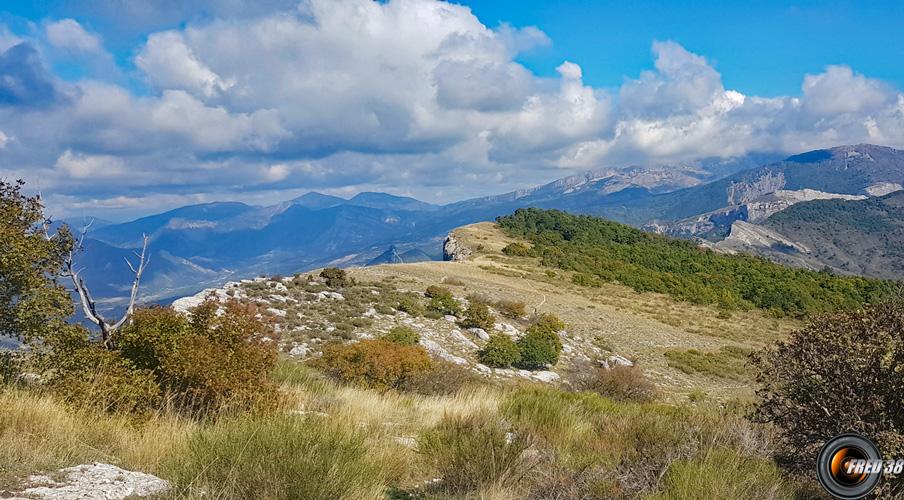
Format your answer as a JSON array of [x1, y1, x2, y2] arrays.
[[45, 19, 102, 53]]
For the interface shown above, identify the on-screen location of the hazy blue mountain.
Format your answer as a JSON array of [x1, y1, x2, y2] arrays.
[[291, 192, 346, 209], [348, 192, 438, 212], [72, 146, 904, 307], [91, 202, 255, 247], [366, 245, 433, 266]]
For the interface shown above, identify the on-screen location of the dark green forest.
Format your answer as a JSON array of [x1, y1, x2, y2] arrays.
[[497, 208, 897, 317]]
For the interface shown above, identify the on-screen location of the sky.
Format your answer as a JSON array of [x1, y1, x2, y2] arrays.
[[1, 0, 903, 220]]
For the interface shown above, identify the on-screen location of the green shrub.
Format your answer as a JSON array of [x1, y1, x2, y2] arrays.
[[478, 334, 521, 368], [395, 294, 424, 317], [501, 242, 532, 257], [382, 325, 420, 346], [531, 313, 566, 335], [312, 339, 431, 390], [462, 302, 495, 331], [495, 299, 526, 319], [516, 329, 560, 369], [319, 267, 350, 288], [169, 415, 391, 499], [425, 285, 462, 316], [418, 412, 531, 492]]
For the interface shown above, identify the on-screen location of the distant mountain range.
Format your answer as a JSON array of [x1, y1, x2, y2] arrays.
[[67, 145, 904, 309]]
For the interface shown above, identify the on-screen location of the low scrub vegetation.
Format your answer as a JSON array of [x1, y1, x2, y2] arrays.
[[319, 267, 351, 288], [497, 208, 895, 317], [494, 299, 527, 319], [37, 300, 280, 417], [665, 346, 754, 381], [478, 334, 522, 368], [500, 387, 788, 498], [570, 363, 659, 402], [381, 325, 420, 346], [477, 313, 566, 370], [501, 242, 532, 257], [425, 285, 462, 316], [461, 301, 496, 331]]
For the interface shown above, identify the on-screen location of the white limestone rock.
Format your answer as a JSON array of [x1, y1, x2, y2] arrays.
[[16, 463, 169, 500], [468, 327, 490, 341], [532, 371, 560, 383], [316, 291, 345, 301]]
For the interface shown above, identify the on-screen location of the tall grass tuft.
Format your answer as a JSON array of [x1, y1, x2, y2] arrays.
[[167, 415, 397, 500], [418, 411, 533, 493]]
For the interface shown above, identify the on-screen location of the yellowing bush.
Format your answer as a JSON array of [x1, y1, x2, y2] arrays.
[[312, 339, 432, 390]]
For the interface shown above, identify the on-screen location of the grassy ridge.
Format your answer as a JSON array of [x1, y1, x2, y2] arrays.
[[497, 208, 896, 317]]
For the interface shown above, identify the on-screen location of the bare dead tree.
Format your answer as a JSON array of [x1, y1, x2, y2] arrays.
[[63, 222, 150, 349]]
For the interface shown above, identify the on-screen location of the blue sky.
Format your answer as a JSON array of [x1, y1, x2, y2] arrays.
[[463, 0, 904, 96], [1, 0, 903, 219]]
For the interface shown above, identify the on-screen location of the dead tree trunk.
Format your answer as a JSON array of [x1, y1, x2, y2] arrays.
[[64, 225, 149, 350]]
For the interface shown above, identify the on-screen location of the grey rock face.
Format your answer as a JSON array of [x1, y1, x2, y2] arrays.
[[442, 233, 472, 262]]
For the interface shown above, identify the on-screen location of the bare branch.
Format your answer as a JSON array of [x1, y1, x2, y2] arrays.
[[64, 228, 150, 349], [110, 234, 149, 333]]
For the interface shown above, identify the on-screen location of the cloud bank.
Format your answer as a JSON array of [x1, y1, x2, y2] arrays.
[[1, 0, 903, 218]]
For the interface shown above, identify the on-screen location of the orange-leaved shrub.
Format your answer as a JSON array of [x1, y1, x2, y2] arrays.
[[312, 339, 432, 390]]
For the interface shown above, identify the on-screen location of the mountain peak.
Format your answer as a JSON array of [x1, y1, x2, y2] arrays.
[[348, 192, 436, 211], [291, 192, 346, 209]]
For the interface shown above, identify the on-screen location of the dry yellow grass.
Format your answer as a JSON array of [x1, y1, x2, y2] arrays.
[[0, 389, 194, 486]]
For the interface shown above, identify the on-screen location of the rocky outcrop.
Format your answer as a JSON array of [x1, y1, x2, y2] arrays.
[[442, 233, 472, 262], [866, 182, 904, 197], [726, 171, 786, 205], [13, 463, 169, 500], [648, 188, 867, 239], [715, 221, 810, 254]]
